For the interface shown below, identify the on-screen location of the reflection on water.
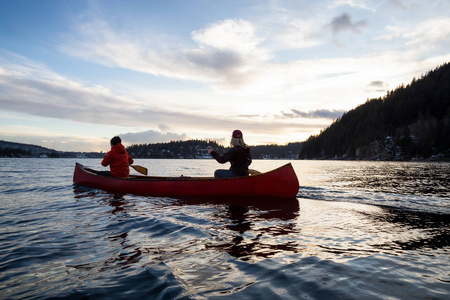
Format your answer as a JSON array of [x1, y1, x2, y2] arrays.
[[183, 197, 300, 261], [295, 161, 450, 214], [70, 186, 450, 298], [2, 159, 449, 299], [295, 160, 450, 198], [368, 207, 450, 252], [299, 200, 449, 260], [72, 186, 450, 261]]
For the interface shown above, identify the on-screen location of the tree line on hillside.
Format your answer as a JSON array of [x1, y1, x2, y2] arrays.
[[0, 140, 59, 158], [299, 63, 450, 161], [251, 143, 302, 159], [1, 139, 302, 159], [127, 140, 302, 159], [0, 147, 34, 158], [127, 140, 221, 159], [0, 140, 104, 158]]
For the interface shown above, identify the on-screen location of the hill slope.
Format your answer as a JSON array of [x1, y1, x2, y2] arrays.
[[0, 140, 59, 157], [299, 63, 450, 160]]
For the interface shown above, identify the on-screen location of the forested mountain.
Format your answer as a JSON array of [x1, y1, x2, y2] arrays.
[[299, 63, 450, 160], [0, 140, 59, 157], [0, 140, 104, 158]]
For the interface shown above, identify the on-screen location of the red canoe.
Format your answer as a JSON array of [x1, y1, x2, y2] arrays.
[[73, 163, 299, 198]]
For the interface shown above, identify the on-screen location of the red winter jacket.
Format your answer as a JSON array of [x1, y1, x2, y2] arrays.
[[101, 143, 134, 177]]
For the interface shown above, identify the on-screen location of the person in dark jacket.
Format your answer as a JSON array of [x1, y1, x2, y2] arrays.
[[101, 136, 134, 178], [208, 129, 252, 178]]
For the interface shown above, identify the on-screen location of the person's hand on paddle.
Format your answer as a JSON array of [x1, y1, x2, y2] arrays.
[[208, 147, 213, 154]]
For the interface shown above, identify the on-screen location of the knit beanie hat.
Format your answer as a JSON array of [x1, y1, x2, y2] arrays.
[[111, 136, 121, 146], [232, 130, 243, 138]]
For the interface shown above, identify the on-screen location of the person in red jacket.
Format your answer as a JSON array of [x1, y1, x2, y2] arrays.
[[101, 136, 134, 177]]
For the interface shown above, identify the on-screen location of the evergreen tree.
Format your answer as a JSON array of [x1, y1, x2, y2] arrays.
[[299, 62, 450, 160]]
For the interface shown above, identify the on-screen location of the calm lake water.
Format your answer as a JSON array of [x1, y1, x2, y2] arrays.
[[0, 158, 449, 299]]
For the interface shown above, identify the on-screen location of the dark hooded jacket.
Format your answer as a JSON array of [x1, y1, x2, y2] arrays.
[[211, 146, 252, 176], [101, 143, 134, 177]]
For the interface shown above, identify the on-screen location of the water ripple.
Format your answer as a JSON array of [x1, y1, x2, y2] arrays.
[[1, 159, 449, 299]]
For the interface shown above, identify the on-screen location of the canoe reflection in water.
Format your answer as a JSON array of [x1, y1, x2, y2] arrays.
[[73, 185, 300, 262], [173, 196, 300, 260]]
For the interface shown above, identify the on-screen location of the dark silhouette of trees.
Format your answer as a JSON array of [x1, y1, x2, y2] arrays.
[[0, 147, 31, 157], [299, 62, 450, 160], [127, 140, 303, 159], [0, 140, 59, 157], [127, 140, 223, 159], [249, 142, 302, 159], [1, 139, 301, 159]]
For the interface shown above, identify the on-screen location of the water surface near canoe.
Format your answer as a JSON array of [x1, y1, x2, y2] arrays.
[[1, 158, 449, 299]]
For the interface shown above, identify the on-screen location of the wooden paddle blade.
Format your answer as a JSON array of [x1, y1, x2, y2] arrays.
[[131, 165, 148, 175], [249, 169, 262, 176]]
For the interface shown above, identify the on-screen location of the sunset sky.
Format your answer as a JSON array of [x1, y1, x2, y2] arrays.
[[1, 0, 450, 151]]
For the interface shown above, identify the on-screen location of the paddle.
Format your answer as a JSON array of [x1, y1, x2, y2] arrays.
[[131, 165, 148, 175], [249, 169, 262, 176]]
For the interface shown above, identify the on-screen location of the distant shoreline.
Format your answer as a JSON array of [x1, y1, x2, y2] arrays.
[[1, 156, 448, 162], [1, 139, 448, 161]]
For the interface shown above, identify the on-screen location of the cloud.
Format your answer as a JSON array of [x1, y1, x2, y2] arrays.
[[119, 130, 189, 144], [158, 124, 171, 133], [120, 130, 227, 147], [365, 80, 389, 93], [331, 0, 374, 10], [0, 54, 203, 129], [191, 19, 264, 54], [402, 17, 450, 47], [61, 18, 270, 90], [56, 9, 450, 98], [377, 17, 450, 46], [204, 137, 227, 145], [0, 54, 329, 142], [278, 109, 346, 119], [329, 12, 368, 36], [384, 0, 408, 10], [0, 129, 105, 152], [271, 19, 324, 49]]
